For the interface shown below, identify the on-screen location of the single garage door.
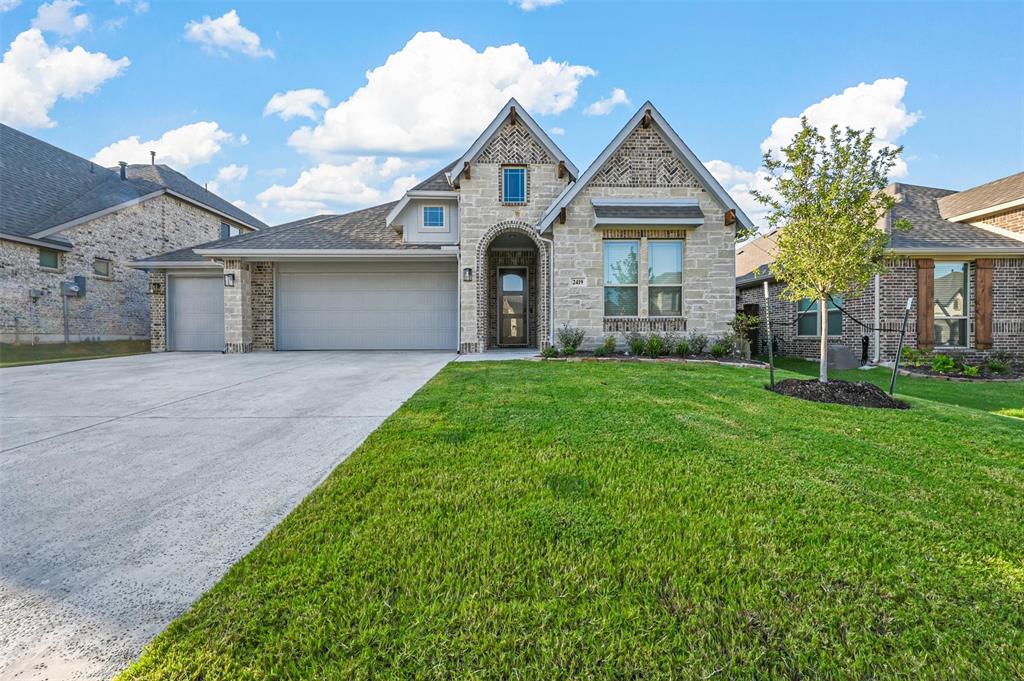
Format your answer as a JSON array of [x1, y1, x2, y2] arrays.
[[277, 261, 458, 350], [169, 275, 224, 351]]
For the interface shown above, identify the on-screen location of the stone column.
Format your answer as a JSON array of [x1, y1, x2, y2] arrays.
[[149, 270, 167, 352], [223, 259, 253, 353]]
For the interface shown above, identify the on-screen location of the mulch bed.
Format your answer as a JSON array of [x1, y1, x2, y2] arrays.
[[769, 378, 910, 410]]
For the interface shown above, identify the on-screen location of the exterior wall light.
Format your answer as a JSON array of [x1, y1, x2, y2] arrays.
[[224, 273, 235, 287], [462, 267, 473, 282]]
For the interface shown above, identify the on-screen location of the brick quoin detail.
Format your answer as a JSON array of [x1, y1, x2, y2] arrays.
[[474, 220, 550, 351]]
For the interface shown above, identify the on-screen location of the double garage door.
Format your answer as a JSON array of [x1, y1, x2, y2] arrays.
[[276, 261, 458, 350]]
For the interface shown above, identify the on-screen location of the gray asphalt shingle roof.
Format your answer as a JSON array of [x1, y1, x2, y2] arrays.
[[411, 160, 457, 191], [0, 124, 266, 241], [936, 171, 1024, 219], [888, 183, 1024, 250], [593, 203, 704, 220]]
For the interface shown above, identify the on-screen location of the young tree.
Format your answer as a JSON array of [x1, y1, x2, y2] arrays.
[[752, 118, 909, 383]]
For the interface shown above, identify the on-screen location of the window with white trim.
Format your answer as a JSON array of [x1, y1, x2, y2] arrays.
[[502, 166, 526, 204], [648, 240, 683, 316], [604, 240, 639, 316], [422, 206, 445, 229], [933, 262, 968, 347], [797, 297, 842, 337]]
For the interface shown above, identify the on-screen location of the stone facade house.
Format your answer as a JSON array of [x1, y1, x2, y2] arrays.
[[136, 99, 752, 353], [736, 172, 1024, 363], [0, 124, 266, 344]]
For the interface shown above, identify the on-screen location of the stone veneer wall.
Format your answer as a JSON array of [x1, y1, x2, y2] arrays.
[[1, 194, 243, 344], [149, 270, 167, 352], [457, 119, 569, 352], [487, 249, 538, 348], [980, 206, 1024, 234], [223, 259, 253, 353], [251, 262, 275, 350], [737, 256, 1024, 363], [550, 126, 735, 350]]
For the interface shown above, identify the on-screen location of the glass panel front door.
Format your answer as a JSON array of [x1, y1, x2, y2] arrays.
[[498, 268, 528, 346]]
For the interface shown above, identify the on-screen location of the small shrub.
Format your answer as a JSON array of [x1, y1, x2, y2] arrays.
[[645, 334, 665, 359], [556, 323, 585, 354], [626, 332, 646, 356], [675, 339, 690, 357], [688, 332, 709, 355], [962, 364, 980, 377], [601, 335, 616, 354], [710, 339, 730, 359], [540, 345, 559, 359], [931, 354, 957, 374], [562, 346, 577, 356], [729, 312, 759, 343], [987, 358, 1009, 374], [592, 345, 608, 357]]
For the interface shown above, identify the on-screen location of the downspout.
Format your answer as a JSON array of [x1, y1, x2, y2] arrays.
[[537, 232, 555, 349], [873, 273, 880, 363], [456, 250, 462, 353]]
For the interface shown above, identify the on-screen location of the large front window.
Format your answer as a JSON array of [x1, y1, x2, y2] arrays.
[[648, 240, 683, 316], [502, 167, 526, 204], [604, 240, 638, 316], [934, 262, 968, 347], [797, 297, 842, 337]]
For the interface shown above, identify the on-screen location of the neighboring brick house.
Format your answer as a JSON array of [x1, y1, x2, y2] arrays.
[[135, 99, 752, 353], [736, 172, 1024, 364], [0, 124, 266, 344]]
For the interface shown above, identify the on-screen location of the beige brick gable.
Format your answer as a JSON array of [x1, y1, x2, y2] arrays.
[[590, 125, 701, 188], [475, 119, 553, 165]]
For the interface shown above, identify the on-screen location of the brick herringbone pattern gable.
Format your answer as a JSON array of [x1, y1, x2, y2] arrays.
[[591, 125, 700, 188], [476, 121, 553, 165]]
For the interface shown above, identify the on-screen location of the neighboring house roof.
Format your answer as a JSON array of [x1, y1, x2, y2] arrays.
[[190, 202, 451, 256], [537, 101, 754, 233], [0, 123, 266, 246], [886, 183, 1024, 252], [936, 171, 1024, 221], [735, 229, 781, 278], [450, 98, 578, 186]]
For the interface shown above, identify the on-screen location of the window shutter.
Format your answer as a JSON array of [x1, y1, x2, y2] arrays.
[[220, 223, 230, 239], [916, 259, 934, 348], [974, 259, 993, 349]]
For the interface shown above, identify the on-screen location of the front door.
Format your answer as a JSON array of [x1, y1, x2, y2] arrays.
[[498, 267, 528, 346]]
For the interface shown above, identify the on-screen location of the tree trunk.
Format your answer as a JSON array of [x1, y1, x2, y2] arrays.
[[819, 296, 829, 383]]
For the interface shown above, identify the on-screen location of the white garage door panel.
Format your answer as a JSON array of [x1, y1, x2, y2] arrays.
[[277, 263, 457, 350], [169, 276, 224, 351]]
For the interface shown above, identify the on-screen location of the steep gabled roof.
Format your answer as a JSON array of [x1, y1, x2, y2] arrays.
[[411, 160, 457, 191], [449, 98, 578, 186], [735, 229, 781, 278], [537, 101, 754, 233], [0, 124, 266, 243], [936, 171, 1024, 221], [887, 183, 1024, 251]]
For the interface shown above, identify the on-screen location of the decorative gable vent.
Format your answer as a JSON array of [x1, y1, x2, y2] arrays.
[[476, 120, 553, 165]]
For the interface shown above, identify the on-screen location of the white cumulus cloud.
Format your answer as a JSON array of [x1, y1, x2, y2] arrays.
[[264, 88, 330, 121], [584, 87, 630, 116], [710, 77, 921, 229], [516, 0, 563, 9], [184, 9, 273, 58], [92, 121, 234, 169], [215, 163, 248, 183], [32, 0, 89, 36], [549, 126, 565, 136], [287, 31, 595, 156], [256, 157, 419, 214], [1, 0, 23, 12], [114, 0, 149, 13], [0, 29, 129, 128]]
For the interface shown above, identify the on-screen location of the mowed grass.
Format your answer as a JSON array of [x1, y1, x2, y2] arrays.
[[120, 361, 1024, 680], [0, 340, 150, 367], [770, 355, 1022, 413]]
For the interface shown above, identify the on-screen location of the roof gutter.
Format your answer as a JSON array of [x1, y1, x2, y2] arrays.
[[889, 247, 1024, 257], [191, 248, 460, 260], [127, 260, 221, 270], [0, 232, 74, 251]]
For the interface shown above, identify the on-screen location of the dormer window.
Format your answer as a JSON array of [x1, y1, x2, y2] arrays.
[[502, 166, 527, 204], [422, 206, 445, 229]]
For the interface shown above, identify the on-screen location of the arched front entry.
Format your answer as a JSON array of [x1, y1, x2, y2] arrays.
[[474, 220, 550, 351]]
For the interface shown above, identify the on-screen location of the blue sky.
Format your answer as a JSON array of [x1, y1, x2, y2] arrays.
[[1, 0, 1021, 226]]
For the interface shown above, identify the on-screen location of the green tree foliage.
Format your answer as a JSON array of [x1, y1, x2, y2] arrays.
[[752, 118, 910, 382]]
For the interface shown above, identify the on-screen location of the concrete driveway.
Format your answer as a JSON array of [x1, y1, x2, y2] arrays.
[[0, 351, 453, 680]]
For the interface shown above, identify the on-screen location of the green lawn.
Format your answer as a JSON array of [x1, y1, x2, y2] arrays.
[[121, 361, 1023, 680], [770, 355, 1022, 413], [0, 340, 150, 367]]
